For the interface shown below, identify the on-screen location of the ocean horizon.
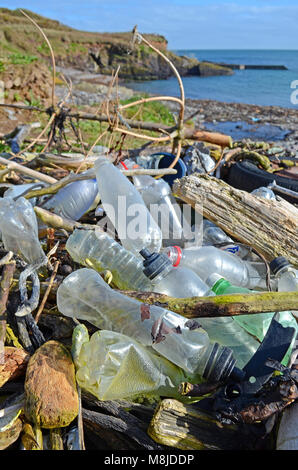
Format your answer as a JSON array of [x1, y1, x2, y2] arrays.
[[125, 49, 298, 109]]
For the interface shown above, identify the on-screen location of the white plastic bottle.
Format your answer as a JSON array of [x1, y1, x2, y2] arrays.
[[270, 257, 298, 292], [57, 268, 243, 382], [43, 178, 98, 221], [94, 157, 162, 255], [66, 228, 152, 291], [133, 174, 192, 247], [164, 245, 267, 289], [140, 248, 211, 298]]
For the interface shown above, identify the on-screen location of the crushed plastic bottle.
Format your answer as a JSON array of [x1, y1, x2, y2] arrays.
[[57, 268, 243, 382], [133, 174, 193, 247], [66, 228, 152, 291], [251, 186, 276, 200], [94, 156, 162, 255], [43, 177, 98, 221], [72, 324, 196, 401], [164, 245, 268, 289], [202, 219, 234, 245], [206, 273, 298, 347], [0, 197, 47, 265], [270, 256, 298, 292], [140, 248, 211, 298]]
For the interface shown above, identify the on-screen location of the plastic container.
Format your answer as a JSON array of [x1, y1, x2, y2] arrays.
[[72, 324, 195, 401], [164, 245, 268, 289], [4, 182, 46, 207], [251, 186, 276, 200], [140, 248, 211, 298], [206, 273, 298, 346], [133, 174, 193, 247], [43, 177, 98, 221], [66, 228, 152, 291], [94, 156, 162, 255], [149, 152, 187, 187], [202, 219, 234, 245], [0, 196, 47, 265], [57, 268, 242, 382], [270, 256, 298, 292]]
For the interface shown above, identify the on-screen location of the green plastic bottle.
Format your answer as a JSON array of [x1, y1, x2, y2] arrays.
[[206, 273, 298, 362]]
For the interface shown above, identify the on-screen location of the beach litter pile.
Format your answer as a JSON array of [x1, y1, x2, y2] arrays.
[[0, 12, 297, 452], [0, 139, 297, 451]]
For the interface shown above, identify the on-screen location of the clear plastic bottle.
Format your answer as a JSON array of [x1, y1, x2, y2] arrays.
[[133, 174, 192, 247], [140, 248, 211, 298], [205, 273, 298, 345], [94, 156, 162, 255], [251, 186, 276, 200], [270, 257, 298, 292], [202, 219, 234, 245], [164, 245, 267, 289], [66, 228, 152, 291], [0, 196, 47, 265], [57, 268, 243, 382], [43, 178, 98, 221]]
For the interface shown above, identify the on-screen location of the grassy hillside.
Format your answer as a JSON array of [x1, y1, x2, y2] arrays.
[[0, 8, 232, 80]]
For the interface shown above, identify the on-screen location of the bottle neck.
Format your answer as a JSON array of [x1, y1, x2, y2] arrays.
[[211, 278, 231, 295], [165, 246, 182, 267], [275, 265, 296, 278]]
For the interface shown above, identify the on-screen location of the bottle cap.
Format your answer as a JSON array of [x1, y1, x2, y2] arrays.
[[140, 248, 172, 280], [269, 256, 290, 275]]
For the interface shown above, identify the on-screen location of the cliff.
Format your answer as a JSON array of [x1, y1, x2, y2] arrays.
[[0, 8, 233, 80]]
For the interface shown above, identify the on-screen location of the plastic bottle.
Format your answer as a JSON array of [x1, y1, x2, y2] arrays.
[[270, 256, 298, 292], [205, 273, 298, 346], [4, 182, 46, 207], [202, 219, 234, 245], [0, 196, 47, 265], [94, 156, 162, 255], [140, 248, 211, 298], [43, 178, 98, 221], [72, 324, 196, 401], [251, 186, 276, 200], [57, 268, 243, 382], [66, 228, 152, 291], [164, 245, 268, 289], [133, 174, 193, 247]]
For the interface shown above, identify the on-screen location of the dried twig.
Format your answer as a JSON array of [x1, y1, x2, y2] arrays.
[[35, 260, 60, 324]]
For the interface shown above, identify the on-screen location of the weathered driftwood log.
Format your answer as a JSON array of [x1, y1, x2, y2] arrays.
[[172, 174, 298, 267], [82, 408, 162, 450], [118, 290, 298, 318], [148, 399, 257, 450]]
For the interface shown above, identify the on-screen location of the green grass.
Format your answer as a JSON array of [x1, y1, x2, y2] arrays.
[[120, 95, 175, 126], [8, 52, 37, 64]]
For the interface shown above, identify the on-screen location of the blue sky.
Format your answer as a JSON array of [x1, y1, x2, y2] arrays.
[[1, 0, 297, 49]]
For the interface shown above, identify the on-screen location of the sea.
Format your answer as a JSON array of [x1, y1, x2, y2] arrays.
[[125, 50, 298, 109]]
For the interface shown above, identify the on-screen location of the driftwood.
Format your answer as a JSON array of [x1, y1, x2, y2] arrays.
[[148, 399, 257, 450], [118, 290, 298, 318], [82, 408, 162, 450], [173, 174, 298, 266]]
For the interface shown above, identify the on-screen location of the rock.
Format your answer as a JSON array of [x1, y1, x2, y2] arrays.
[[24, 340, 79, 428], [0, 347, 30, 387], [13, 77, 21, 88], [0, 418, 22, 450]]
